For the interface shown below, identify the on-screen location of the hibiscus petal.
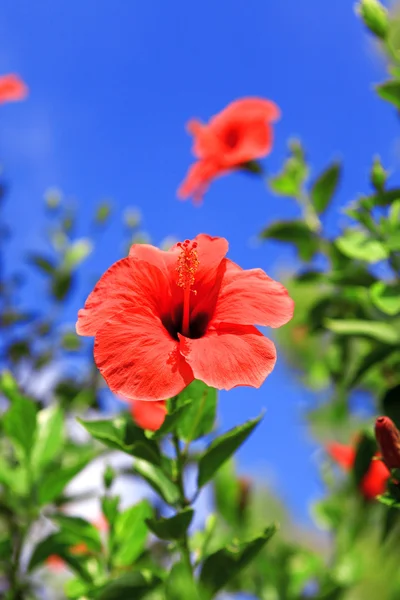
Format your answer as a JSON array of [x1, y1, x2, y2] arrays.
[[212, 259, 294, 328], [76, 258, 171, 337], [95, 310, 193, 401], [177, 160, 224, 203], [361, 460, 389, 500], [0, 74, 28, 103], [128, 243, 178, 274], [219, 121, 274, 167], [212, 98, 281, 126], [326, 442, 355, 471], [187, 119, 222, 159], [179, 323, 276, 390], [130, 400, 167, 431]]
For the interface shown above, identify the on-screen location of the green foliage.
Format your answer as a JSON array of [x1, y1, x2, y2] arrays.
[[146, 508, 194, 541], [310, 161, 341, 214], [197, 414, 262, 488]]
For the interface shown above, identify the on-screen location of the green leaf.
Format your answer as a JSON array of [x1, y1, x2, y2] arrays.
[[78, 415, 160, 465], [376, 80, 400, 109], [199, 526, 276, 598], [240, 160, 263, 174], [149, 401, 192, 440], [95, 201, 112, 224], [197, 414, 262, 488], [353, 433, 376, 487], [61, 331, 82, 351], [260, 220, 319, 261], [310, 162, 341, 214], [38, 455, 94, 505], [349, 344, 396, 387], [133, 459, 180, 505], [0, 370, 19, 400], [101, 496, 120, 527], [29, 254, 55, 275], [51, 269, 73, 301], [370, 188, 400, 207], [113, 500, 152, 566], [268, 140, 308, 197], [96, 572, 162, 600], [50, 515, 102, 554], [382, 384, 400, 429], [63, 238, 93, 271], [336, 229, 388, 263], [166, 562, 201, 600], [146, 508, 194, 541], [370, 282, 400, 316], [325, 318, 400, 344], [29, 532, 96, 582], [31, 404, 64, 476], [177, 380, 218, 442], [214, 460, 240, 526], [3, 394, 37, 459]]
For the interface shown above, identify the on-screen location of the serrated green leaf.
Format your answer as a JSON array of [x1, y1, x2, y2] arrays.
[[260, 220, 319, 261], [199, 526, 276, 598], [113, 500, 152, 566], [325, 318, 400, 344], [146, 508, 193, 541], [197, 415, 262, 488], [310, 162, 341, 214], [133, 459, 179, 505]]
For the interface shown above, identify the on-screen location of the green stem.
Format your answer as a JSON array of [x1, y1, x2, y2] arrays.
[[172, 433, 193, 576], [299, 192, 322, 234]]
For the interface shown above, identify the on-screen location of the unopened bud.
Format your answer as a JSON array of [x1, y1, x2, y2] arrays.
[[375, 416, 400, 469], [356, 0, 388, 40]]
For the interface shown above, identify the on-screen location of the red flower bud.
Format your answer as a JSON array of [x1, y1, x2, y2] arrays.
[[375, 416, 400, 470]]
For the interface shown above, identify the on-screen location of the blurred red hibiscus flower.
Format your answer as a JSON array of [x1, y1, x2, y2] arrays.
[[0, 74, 28, 104], [327, 441, 390, 500], [130, 400, 167, 431], [178, 97, 280, 203], [77, 234, 294, 403]]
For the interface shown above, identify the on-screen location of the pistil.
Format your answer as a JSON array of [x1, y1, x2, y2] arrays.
[[176, 240, 199, 337]]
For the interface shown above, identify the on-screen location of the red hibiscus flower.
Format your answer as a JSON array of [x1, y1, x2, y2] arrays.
[[77, 234, 294, 403], [327, 442, 390, 500], [130, 400, 167, 431], [178, 97, 280, 203], [0, 74, 28, 104]]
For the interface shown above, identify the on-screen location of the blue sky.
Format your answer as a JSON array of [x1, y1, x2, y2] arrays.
[[0, 0, 398, 525]]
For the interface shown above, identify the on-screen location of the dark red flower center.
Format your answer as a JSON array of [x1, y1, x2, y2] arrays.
[[224, 126, 240, 149], [161, 240, 209, 341]]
